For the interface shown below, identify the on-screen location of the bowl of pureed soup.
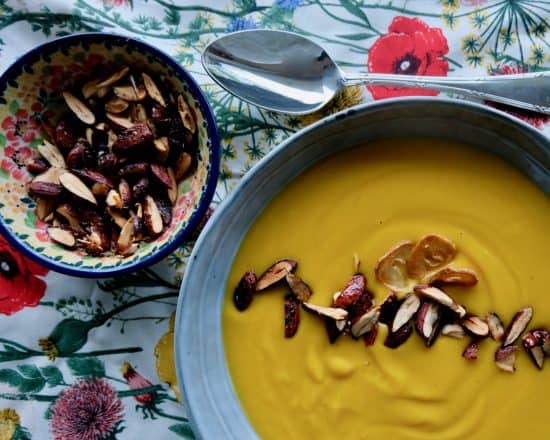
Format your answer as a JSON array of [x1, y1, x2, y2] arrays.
[[175, 98, 550, 439]]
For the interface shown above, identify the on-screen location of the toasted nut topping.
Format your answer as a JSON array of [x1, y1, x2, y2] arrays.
[[177, 94, 196, 133], [106, 112, 134, 129], [441, 323, 466, 339], [414, 285, 466, 318], [256, 259, 298, 291], [285, 294, 300, 338], [151, 164, 173, 189], [375, 240, 414, 292], [347, 290, 375, 324], [302, 302, 348, 321], [495, 345, 518, 373], [59, 172, 97, 205], [56, 204, 84, 232], [378, 292, 400, 326], [407, 234, 456, 281], [106, 189, 124, 209], [502, 306, 533, 346], [131, 103, 148, 124], [112, 123, 154, 155], [392, 293, 421, 332], [28, 181, 63, 198], [143, 195, 164, 236], [285, 273, 313, 303], [48, 227, 76, 248], [486, 312, 505, 342], [325, 318, 345, 344], [62, 92, 95, 124], [36, 198, 56, 220], [363, 323, 378, 346], [384, 321, 413, 349], [461, 315, 489, 338], [33, 167, 65, 184], [26, 157, 49, 175], [353, 253, 361, 273], [166, 168, 178, 205], [233, 271, 257, 312], [96, 66, 130, 88], [113, 84, 147, 101], [350, 306, 380, 338], [105, 97, 130, 114], [525, 345, 545, 370], [142, 73, 166, 107], [426, 267, 478, 287], [334, 273, 366, 309], [117, 217, 135, 254], [174, 152, 193, 181], [38, 140, 66, 168], [415, 301, 442, 346], [462, 341, 479, 360], [107, 207, 128, 229], [82, 78, 100, 99], [154, 137, 169, 153]]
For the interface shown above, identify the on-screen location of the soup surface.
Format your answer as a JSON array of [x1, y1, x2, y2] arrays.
[[223, 138, 550, 439]]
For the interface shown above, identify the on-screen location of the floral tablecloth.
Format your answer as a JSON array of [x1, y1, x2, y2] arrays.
[[0, 0, 548, 438]]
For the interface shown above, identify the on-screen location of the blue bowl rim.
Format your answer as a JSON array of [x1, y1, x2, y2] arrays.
[[0, 32, 220, 278]]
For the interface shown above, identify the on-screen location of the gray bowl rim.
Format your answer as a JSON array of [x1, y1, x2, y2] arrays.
[[175, 96, 549, 438]]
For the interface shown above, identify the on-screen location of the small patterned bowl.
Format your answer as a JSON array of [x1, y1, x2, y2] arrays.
[[0, 33, 220, 277]]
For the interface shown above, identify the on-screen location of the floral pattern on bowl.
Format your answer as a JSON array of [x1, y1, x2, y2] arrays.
[[0, 33, 219, 277]]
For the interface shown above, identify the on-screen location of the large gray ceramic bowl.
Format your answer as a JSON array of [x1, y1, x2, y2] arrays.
[[175, 98, 550, 439]]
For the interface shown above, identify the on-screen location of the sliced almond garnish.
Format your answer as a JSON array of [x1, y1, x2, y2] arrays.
[[113, 84, 147, 101], [256, 259, 298, 291], [154, 137, 169, 153], [107, 207, 128, 229], [59, 172, 97, 205], [495, 345, 518, 373], [142, 73, 166, 107], [415, 301, 442, 346], [117, 217, 135, 254], [378, 292, 400, 326], [353, 253, 361, 273], [441, 323, 466, 339], [325, 317, 345, 344], [33, 167, 65, 184], [91, 182, 111, 196], [350, 306, 380, 338], [106, 112, 134, 129], [426, 267, 478, 287], [285, 273, 313, 303], [486, 312, 505, 342], [384, 322, 413, 349], [333, 273, 366, 309], [414, 285, 466, 318], [143, 195, 164, 236], [174, 152, 193, 180], [106, 189, 124, 209], [85, 127, 94, 145], [526, 345, 545, 370], [166, 167, 178, 205], [37, 140, 66, 168], [502, 306, 533, 346], [105, 97, 130, 114], [55, 204, 84, 232], [233, 271, 257, 312], [36, 198, 56, 220], [82, 78, 100, 99], [461, 315, 489, 338], [392, 293, 420, 332], [462, 341, 479, 360], [284, 294, 300, 338], [374, 240, 415, 292], [407, 234, 457, 281], [48, 227, 76, 248], [177, 94, 196, 133], [363, 323, 378, 346], [96, 66, 130, 88], [62, 92, 95, 125], [302, 302, 348, 321]]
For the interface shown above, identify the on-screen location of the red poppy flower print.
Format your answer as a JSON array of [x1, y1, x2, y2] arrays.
[[367, 17, 449, 100], [1, 109, 39, 143], [1, 144, 33, 181], [103, 0, 130, 7], [487, 65, 548, 129], [0, 234, 48, 315]]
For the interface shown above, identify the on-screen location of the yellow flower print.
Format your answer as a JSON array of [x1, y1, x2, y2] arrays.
[[300, 85, 363, 126], [441, 0, 460, 11], [2, 181, 29, 216], [529, 44, 545, 65], [154, 313, 180, 401], [0, 408, 20, 440]]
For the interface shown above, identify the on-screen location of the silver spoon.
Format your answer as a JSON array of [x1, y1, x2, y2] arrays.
[[202, 29, 550, 115]]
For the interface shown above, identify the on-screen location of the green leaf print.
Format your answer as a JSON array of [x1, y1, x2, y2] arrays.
[[40, 366, 64, 387], [8, 100, 19, 115], [0, 365, 46, 394], [12, 424, 32, 440], [169, 423, 196, 439], [0, 133, 6, 148], [67, 356, 106, 378]]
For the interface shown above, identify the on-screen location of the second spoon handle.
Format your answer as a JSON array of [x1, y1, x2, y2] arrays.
[[343, 72, 550, 114]]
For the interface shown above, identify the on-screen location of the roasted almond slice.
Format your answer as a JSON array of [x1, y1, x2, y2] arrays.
[[117, 217, 135, 254], [113, 84, 147, 101], [62, 92, 95, 125], [495, 345, 518, 373], [347, 290, 375, 324], [353, 253, 361, 273], [426, 267, 478, 287], [151, 164, 173, 189], [82, 78, 100, 99], [350, 306, 380, 338], [26, 157, 49, 175], [96, 66, 130, 88], [407, 234, 457, 281], [106, 189, 124, 209], [38, 140, 66, 168], [112, 124, 154, 155], [392, 293, 421, 332], [36, 198, 56, 220], [414, 285, 466, 318], [142, 72, 166, 107], [105, 96, 130, 114], [85, 127, 94, 145], [256, 259, 298, 291], [334, 273, 367, 309], [48, 227, 76, 248], [462, 341, 479, 360], [166, 167, 178, 205], [374, 240, 414, 292], [107, 207, 128, 229], [106, 112, 134, 129], [284, 294, 300, 338], [285, 273, 313, 303], [415, 301, 442, 346], [325, 317, 345, 344], [502, 306, 533, 346], [59, 172, 97, 205], [486, 312, 505, 342], [118, 179, 132, 207], [534, 329, 550, 355], [177, 94, 196, 133], [441, 323, 466, 339], [174, 152, 193, 181], [384, 321, 413, 349], [154, 136, 169, 153], [143, 195, 164, 236], [528, 346, 545, 370], [363, 323, 378, 346], [378, 292, 400, 326], [522, 333, 545, 370], [28, 181, 63, 198], [302, 302, 348, 321], [33, 166, 65, 184], [56, 204, 84, 232], [461, 315, 489, 338], [233, 270, 257, 312]]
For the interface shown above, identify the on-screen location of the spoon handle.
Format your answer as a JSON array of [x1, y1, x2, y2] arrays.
[[343, 72, 550, 114]]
